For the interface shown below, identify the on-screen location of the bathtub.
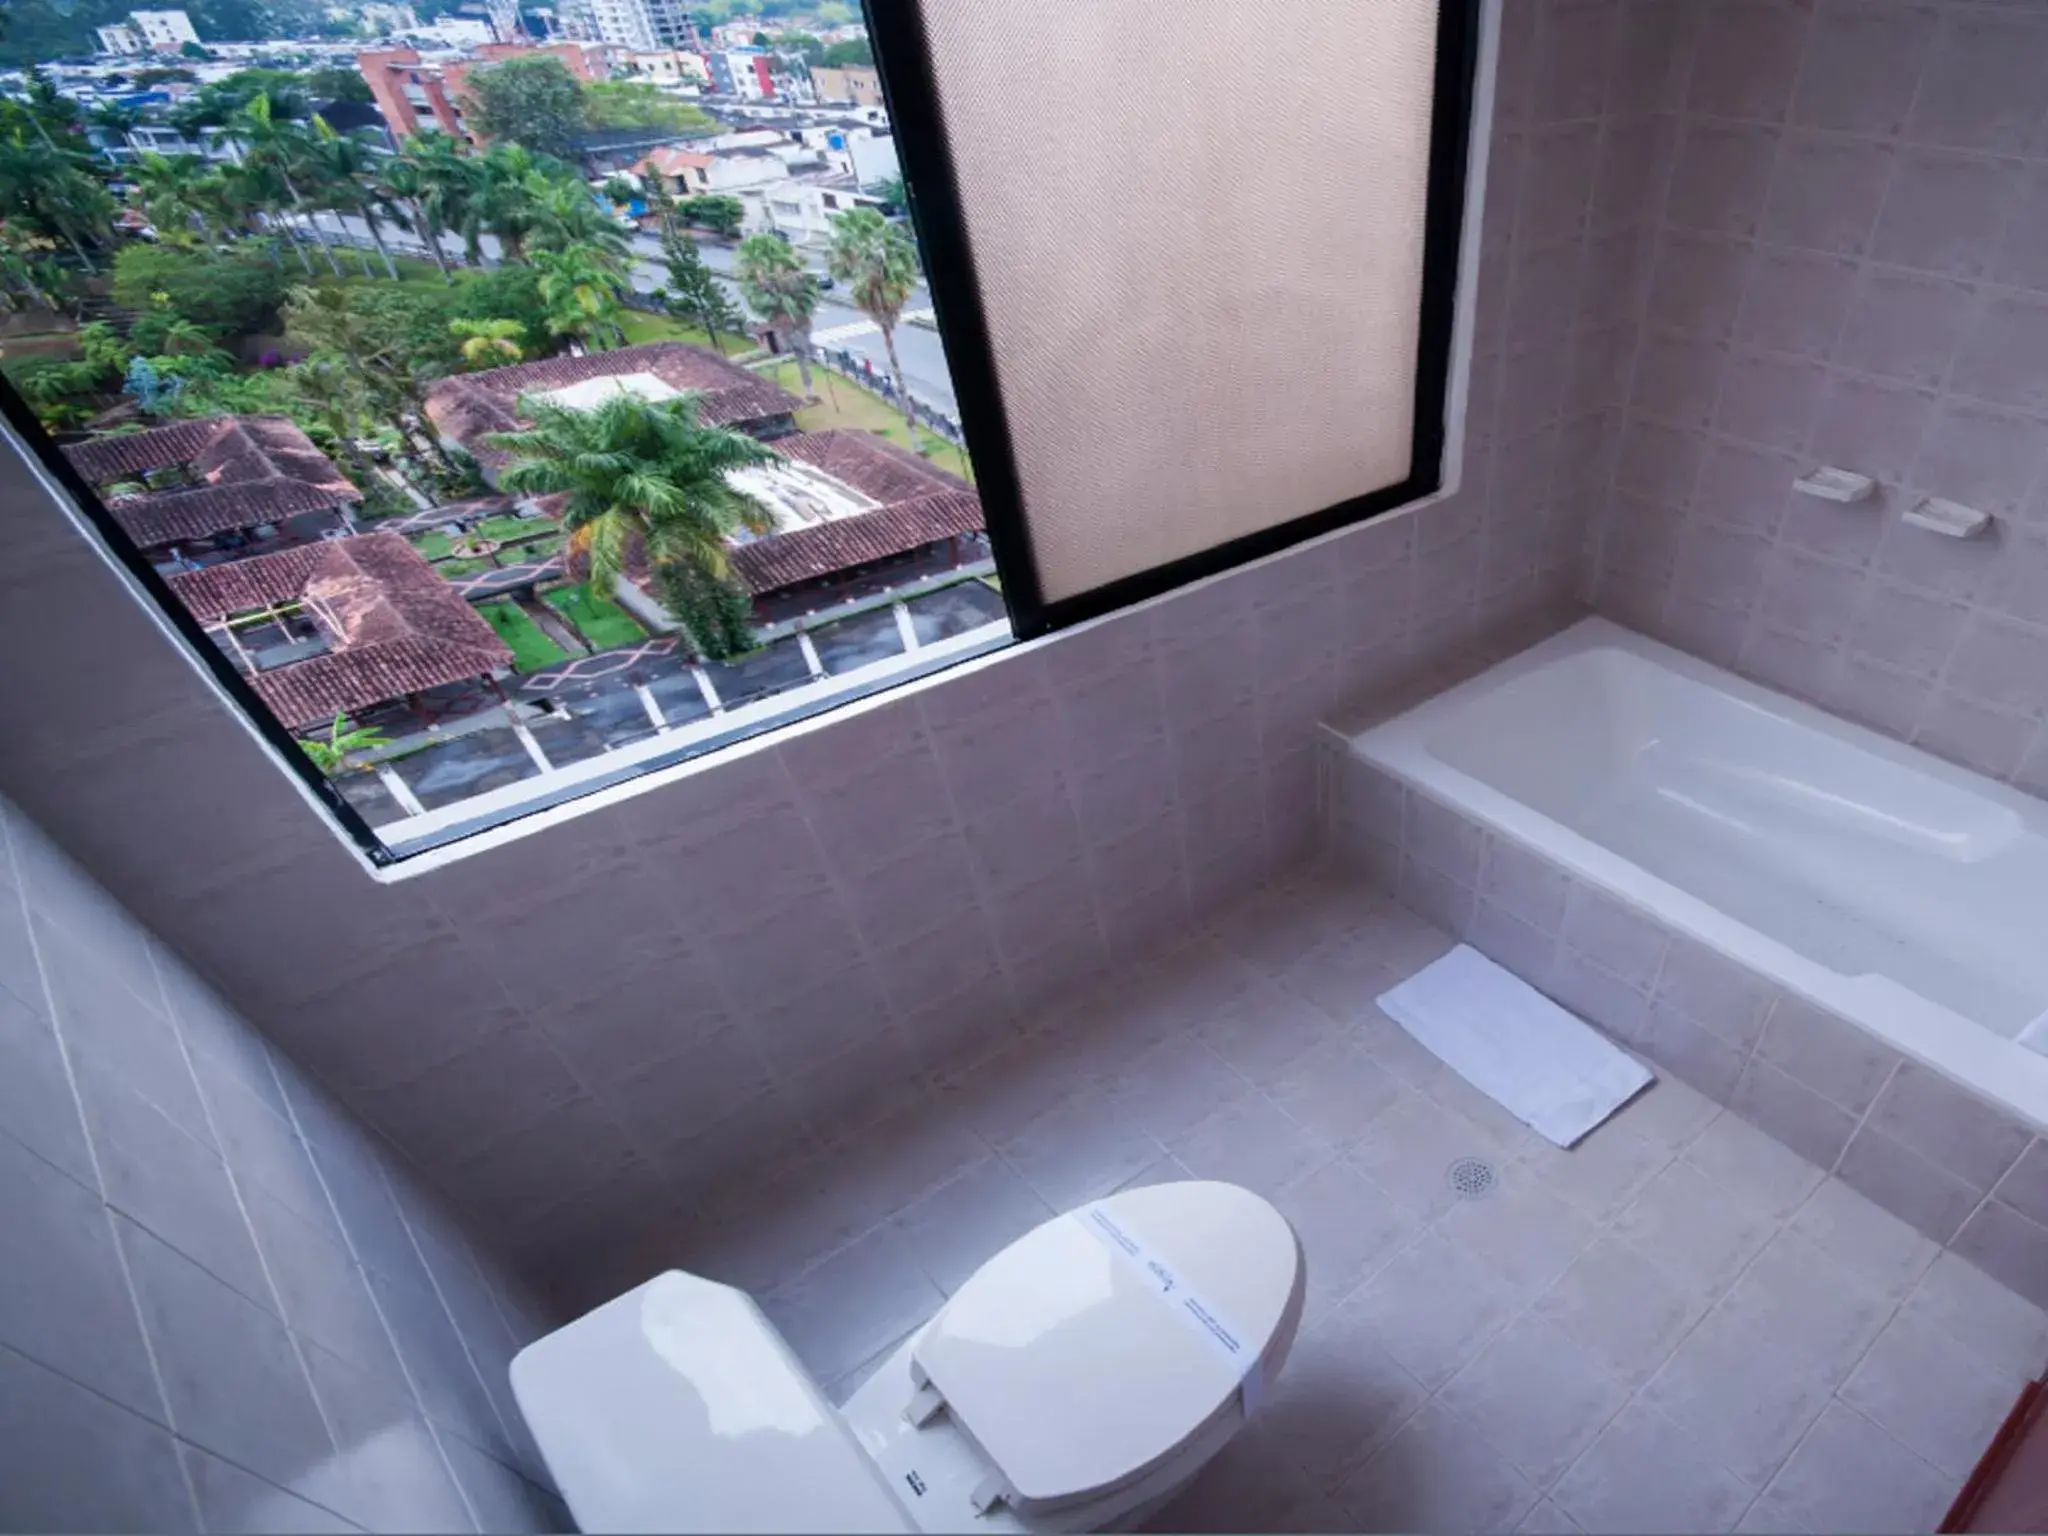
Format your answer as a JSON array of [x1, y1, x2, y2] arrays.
[[1344, 616, 2048, 1137]]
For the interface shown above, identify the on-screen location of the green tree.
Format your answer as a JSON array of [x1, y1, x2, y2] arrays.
[[581, 81, 719, 136], [528, 176, 631, 261], [376, 152, 450, 281], [305, 66, 374, 104], [532, 241, 629, 351], [232, 92, 341, 275], [112, 243, 289, 334], [866, 174, 907, 214], [819, 37, 873, 67], [464, 56, 585, 159], [450, 262, 555, 355], [129, 151, 219, 244], [827, 206, 918, 424], [660, 229, 743, 354], [450, 316, 526, 368], [173, 69, 310, 132], [0, 128, 115, 270], [678, 193, 743, 238], [814, 1, 854, 22], [470, 142, 552, 262], [401, 130, 483, 269], [305, 119, 401, 278], [300, 713, 388, 776], [282, 282, 456, 466], [734, 231, 818, 389], [485, 392, 774, 659]]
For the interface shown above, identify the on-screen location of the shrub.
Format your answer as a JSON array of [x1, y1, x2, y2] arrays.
[[112, 243, 288, 337]]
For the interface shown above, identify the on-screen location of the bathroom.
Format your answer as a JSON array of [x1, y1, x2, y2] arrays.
[[8, 0, 2048, 1530]]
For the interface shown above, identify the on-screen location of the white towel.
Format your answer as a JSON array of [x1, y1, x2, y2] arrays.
[[1378, 945, 1653, 1147]]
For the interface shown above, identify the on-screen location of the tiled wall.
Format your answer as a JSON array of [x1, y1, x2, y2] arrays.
[[1586, 0, 2048, 787], [1327, 751, 2048, 1312], [0, 0, 1625, 1308], [0, 792, 561, 1534]]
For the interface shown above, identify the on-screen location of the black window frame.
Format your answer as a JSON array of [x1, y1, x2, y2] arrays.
[[864, 0, 1484, 640]]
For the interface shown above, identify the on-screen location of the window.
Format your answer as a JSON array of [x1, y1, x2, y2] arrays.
[[0, 1, 1477, 864]]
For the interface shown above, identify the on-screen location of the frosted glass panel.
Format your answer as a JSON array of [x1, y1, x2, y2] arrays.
[[919, 0, 1441, 603]]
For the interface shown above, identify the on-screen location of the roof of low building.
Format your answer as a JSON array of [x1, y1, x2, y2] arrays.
[[725, 430, 981, 593], [770, 428, 974, 503], [632, 146, 716, 175], [62, 416, 361, 548], [167, 533, 512, 729], [421, 342, 801, 468], [729, 489, 982, 594]]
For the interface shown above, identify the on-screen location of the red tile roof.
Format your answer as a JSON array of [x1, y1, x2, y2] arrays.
[[770, 429, 974, 503], [730, 490, 983, 594], [167, 533, 512, 730], [422, 343, 800, 468], [634, 147, 716, 176], [62, 417, 360, 549]]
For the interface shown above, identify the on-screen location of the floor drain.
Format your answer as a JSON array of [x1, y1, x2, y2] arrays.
[[1447, 1157, 1497, 1199]]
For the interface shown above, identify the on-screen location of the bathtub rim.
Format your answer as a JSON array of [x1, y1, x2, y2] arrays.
[[1346, 614, 2048, 1138]]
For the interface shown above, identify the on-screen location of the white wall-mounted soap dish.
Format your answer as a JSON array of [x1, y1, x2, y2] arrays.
[[1903, 497, 1992, 539], [1793, 467, 1876, 503]]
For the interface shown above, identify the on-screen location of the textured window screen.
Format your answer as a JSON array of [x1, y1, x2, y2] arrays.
[[918, 1, 1442, 605]]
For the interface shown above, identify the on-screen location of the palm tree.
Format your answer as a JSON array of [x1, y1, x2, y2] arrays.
[[450, 316, 526, 369], [232, 94, 341, 276], [376, 154, 450, 282], [129, 151, 216, 244], [403, 132, 483, 269], [484, 392, 776, 659], [735, 232, 821, 391], [306, 121, 406, 279], [0, 127, 115, 271], [826, 207, 919, 426], [528, 177, 631, 262], [473, 144, 550, 264], [532, 241, 629, 351], [300, 713, 388, 776]]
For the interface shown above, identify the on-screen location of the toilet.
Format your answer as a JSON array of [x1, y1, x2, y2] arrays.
[[509, 1180, 1307, 1533]]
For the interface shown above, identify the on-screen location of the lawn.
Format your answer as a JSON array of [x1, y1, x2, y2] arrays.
[[762, 360, 975, 482], [618, 310, 745, 353], [544, 582, 646, 650], [475, 598, 568, 672], [409, 529, 456, 561]]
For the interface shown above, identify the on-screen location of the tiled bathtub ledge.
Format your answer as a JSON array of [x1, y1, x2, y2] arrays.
[[1326, 748, 2048, 1314]]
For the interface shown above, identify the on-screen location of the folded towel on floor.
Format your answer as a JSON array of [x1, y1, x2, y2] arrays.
[[1378, 944, 1653, 1147]]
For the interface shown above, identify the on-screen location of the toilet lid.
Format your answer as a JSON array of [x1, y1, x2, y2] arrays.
[[911, 1181, 1301, 1516]]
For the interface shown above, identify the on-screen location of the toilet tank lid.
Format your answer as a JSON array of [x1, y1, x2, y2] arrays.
[[913, 1180, 1301, 1515], [510, 1272, 914, 1535]]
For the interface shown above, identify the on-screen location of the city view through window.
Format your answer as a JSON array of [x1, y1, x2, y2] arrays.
[[0, 0, 1005, 858]]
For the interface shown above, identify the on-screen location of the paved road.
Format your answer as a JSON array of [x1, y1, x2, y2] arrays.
[[303, 211, 960, 415]]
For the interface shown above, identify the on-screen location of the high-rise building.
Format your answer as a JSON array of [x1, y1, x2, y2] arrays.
[[130, 8, 201, 49], [567, 0, 696, 52]]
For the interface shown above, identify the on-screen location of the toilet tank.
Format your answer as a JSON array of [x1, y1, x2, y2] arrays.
[[510, 1271, 915, 1534]]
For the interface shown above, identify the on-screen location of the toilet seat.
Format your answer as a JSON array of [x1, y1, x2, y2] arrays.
[[905, 1180, 1304, 1519]]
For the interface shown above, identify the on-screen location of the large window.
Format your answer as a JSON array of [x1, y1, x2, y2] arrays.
[[0, 0, 1475, 864]]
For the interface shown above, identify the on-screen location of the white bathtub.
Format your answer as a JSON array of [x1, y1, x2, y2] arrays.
[[1349, 616, 2048, 1133]]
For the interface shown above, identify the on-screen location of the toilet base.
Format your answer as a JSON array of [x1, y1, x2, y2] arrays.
[[839, 1328, 1234, 1534]]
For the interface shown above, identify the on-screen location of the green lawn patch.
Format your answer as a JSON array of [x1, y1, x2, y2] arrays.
[[474, 514, 555, 545], [762, 360, 975, 483], [543, 582, 646, 650], [410, 529, 456, 561], [437, 555, 496, 577], [617, 310, 743, 352], [475, 598, 567, 672]]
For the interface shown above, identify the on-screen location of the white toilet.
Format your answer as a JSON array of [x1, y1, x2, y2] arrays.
[[509, 1179, 1307, 1533]]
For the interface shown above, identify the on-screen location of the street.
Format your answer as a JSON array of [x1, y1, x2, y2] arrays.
[[302, 211, 961, 416]]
